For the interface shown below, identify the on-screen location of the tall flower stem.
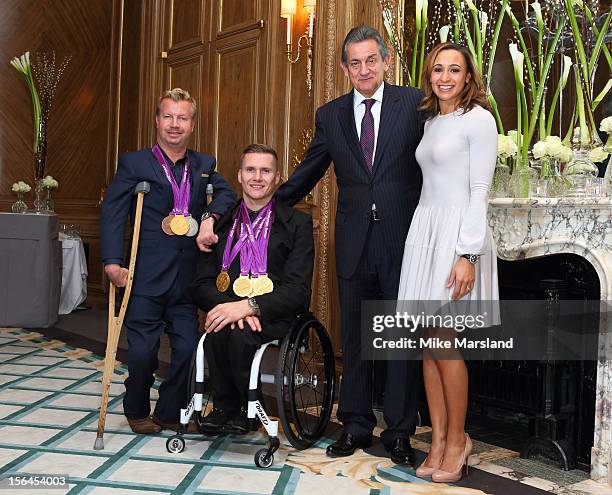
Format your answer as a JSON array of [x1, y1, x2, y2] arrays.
[[505, 6, 536, 100], [585, 7, 612, 71], [522, 18, 565, 158], [485, 0, 508, 134]]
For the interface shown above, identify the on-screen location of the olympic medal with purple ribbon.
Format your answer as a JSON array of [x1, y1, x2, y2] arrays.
[[233, 275, 253, 297], [170, 215, 189, 235], [252, 274, 274, 295], [161, 215, 175, 235], [186, 216, 199, 237], [216, 270, 230, 292]]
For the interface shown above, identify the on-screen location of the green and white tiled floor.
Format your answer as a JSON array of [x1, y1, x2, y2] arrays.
[[0, 327, 610, 495]]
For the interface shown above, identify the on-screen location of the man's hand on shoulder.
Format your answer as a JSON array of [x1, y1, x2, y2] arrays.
[[104, 264, 129, 288], [204, 300, 260, 333], [196, 216, 218, 252]]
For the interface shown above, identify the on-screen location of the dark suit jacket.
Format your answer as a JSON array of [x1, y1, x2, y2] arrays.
[[100, 148, 236, 297], [190, 201, 314, 339], [276, 83, 423, 279]]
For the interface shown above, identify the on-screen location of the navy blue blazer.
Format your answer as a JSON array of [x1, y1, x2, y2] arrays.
[[276, 83, 424, 279], [100, 148, 236, 297]]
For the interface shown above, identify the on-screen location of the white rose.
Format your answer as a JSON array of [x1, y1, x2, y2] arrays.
[[544, 136, 565, 158], [589, 147, 609, 163], [600, 116, 612, 134], [12, 181, 31, 193], [507, 130, 520, 145], [559, 146, 574, 163], [532, 140, 547, 159], [497, 135, 508, 157], [506, 138, 517, 157]]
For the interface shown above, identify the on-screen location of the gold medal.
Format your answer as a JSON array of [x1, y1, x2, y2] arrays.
[[170, 215, 189, 235], [233, 275, 253, 297], [216, 271, 230, 292], [161, 215, 175, 235], [252, 275, 274, 295]]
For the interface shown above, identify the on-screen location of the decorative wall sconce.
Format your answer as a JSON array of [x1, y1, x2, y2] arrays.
[[281, 0, 316, 96]]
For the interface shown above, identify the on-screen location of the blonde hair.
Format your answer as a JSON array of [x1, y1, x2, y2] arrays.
[[156, 88, 197, 118], [419, 43, 489, 117]]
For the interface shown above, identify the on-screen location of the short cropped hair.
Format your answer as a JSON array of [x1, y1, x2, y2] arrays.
[[240, 143, 278, 168], [156, 88, 197, 118], [341, 26, 389, 65]]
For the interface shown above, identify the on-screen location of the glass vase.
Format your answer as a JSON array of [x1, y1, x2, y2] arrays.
[[11, 192, 28, 213], [510, 158, 534, 198], [43, 188, 55, 213], [539, 156, 566, 197], [604, 135, 612, 154], [563, 148, 599, 196], [492, 159, 511, 197], [33, 179, 45, 213], [571, 65, 603, 150]]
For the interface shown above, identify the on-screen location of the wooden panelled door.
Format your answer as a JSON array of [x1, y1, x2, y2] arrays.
[[161, 0, 269, 191]]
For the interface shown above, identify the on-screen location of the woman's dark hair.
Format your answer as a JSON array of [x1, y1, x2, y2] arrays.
[[418, 43, 490, 116]]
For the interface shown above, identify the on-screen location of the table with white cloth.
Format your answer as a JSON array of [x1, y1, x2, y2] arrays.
[[58, 232, 88, 315]]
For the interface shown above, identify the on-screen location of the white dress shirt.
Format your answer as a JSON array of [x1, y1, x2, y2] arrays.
[[353, 82, 385, 163]]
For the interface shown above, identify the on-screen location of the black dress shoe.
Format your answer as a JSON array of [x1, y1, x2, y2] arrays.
[[389, 437, 415, 466], [326, 433, 372, 457]]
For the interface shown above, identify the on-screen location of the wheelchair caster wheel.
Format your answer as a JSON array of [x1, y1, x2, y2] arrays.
[[166, 435, 185, 454], [254, 448, 274, 468]]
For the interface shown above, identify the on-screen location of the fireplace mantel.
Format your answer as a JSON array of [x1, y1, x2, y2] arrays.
[[489, 197, 612, 483]]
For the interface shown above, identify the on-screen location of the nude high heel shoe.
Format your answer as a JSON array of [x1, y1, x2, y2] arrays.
[[415, 460, 439, 478], [431, 433, 472, 483]]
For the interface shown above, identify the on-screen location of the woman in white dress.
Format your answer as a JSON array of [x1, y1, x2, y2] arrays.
[[397, 43, 498, 482]]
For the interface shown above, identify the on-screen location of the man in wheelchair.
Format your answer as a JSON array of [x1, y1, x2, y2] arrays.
[[190, 143, 314, 434]]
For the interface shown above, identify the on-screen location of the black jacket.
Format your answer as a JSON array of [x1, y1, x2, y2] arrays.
[[190, 200, 314, 338], [276, 83, 423, 279]]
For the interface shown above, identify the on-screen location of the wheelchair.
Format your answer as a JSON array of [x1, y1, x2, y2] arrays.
[[165, 313, 336, 468]]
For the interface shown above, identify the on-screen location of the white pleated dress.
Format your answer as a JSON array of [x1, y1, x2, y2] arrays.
[[397, 105, 499, 308]]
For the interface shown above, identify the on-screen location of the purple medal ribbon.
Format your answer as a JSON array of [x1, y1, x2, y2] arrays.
[[221, 206, 265, 273], [151, 144, 191, 216], [239, 200, 274, 278]]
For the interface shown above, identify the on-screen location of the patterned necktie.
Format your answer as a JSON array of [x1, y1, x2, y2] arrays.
[[360, 99, 375, 169]]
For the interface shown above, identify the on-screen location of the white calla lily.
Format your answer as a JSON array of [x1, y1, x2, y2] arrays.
[[509, 43, 524, 87], [439, 25, 451, 43], [561, 55, 572, 87], [415, 0, 423, 32], [531, 2, 543, 28], [479, 11, 488, 39], [465, 0, 477, 12]]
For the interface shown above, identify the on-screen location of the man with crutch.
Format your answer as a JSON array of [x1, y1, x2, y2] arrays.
[[100, 88, 236, 435]]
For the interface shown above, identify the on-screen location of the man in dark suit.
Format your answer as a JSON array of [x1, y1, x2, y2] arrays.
[[100, 88, 236, 434], [190, 143, 313, 433], [275, 26, 423, 464]]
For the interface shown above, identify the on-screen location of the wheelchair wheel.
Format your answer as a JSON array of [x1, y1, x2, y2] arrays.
[[187, 346, 214, 434], [254, 448, 274, 468], [276, 315, 335, 450], [166, 435, 185, 454]]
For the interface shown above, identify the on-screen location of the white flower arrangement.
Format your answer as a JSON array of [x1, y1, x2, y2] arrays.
[[600, 116, 612, 134], [532, 136, 574, 163], [498, 134, 518, 158], [12, 181, 32, 193], [41, 175, 59, 188], [588, 147, 609, 163]]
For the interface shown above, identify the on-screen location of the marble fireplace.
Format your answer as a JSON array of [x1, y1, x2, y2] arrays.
[[489, 197, 612, 483]]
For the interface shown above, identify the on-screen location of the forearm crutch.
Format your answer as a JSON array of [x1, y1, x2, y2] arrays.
[[94, 181, 150, 450]]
